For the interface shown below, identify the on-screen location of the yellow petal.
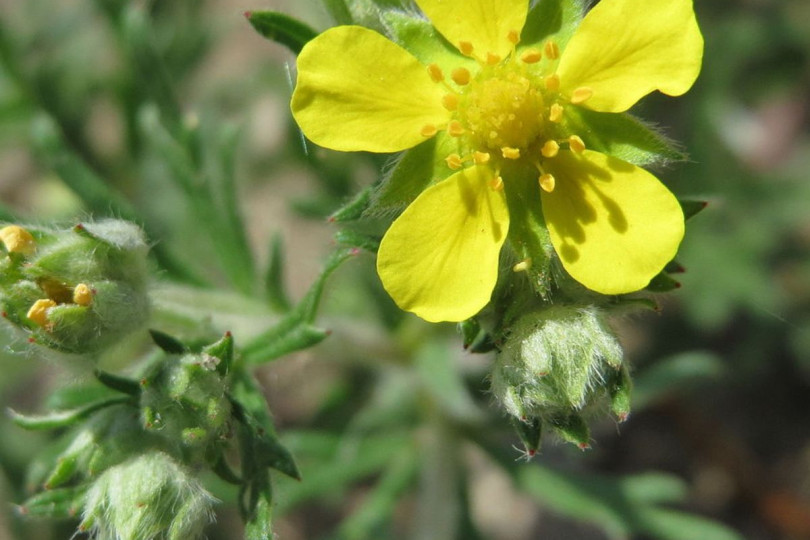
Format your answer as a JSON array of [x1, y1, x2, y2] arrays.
[[415, 0, 528, 59], [556, 0, 703, 112], [377, 166, 510, 322], [291, 26, 449, 153], [542, 150, 684, 293]]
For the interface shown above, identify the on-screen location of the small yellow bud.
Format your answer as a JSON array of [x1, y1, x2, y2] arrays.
[[0, 225, 35, 255], [27, 299, 57, 327], [73, 283, 94, 306]]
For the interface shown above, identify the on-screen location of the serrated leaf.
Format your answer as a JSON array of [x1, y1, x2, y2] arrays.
[[8, 396, 130, 430], [149, 329, 186, 354], [245, 11, 317, 54], [564, 107, 686, 167]]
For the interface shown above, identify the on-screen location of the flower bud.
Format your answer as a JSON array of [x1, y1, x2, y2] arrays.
[[80, 451, 215, 540], [0, 220, 149, 353], [491, 306, 626, 447]]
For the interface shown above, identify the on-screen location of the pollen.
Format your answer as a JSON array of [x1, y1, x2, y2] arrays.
[[451, 68, 471, 86], [73, 283, 93, 306], [445, 154, 463, 170], [544, 41, 560, 60], [442, 94, 459, 111], [458, 41, 474, 57], [473, 151, 491, 164], [569, 135, 586, 153], [570, 87, 594, 105], [0, 225, 35, 255], [502, 147, 521, 159], [27, 299, 56, 327], [512, 259, 531, 272], [427, 63, 444, 83], [541, 140, 560, 158], [549, 103, 564, 123], [544, 74, 560, 92], [420, 124, 438, 137], [520, 50, 542, 64], [538, 173, 556, 193], [448, 121, 465, 137]]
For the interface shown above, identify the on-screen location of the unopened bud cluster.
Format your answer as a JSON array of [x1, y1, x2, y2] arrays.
[[491, 305, 632, 449], [0, 220, 149, 353]]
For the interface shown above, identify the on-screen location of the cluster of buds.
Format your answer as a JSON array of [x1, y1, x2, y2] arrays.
[[0, 220, 150, 354], [490, 305, 632, 451]]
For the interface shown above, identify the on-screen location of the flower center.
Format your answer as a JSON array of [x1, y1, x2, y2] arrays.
[[459, 66, 544, 153]]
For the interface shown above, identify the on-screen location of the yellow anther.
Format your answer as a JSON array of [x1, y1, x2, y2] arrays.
[[549, 103, 564, 123], [442, 93, 459, 111], [427, 63, 444, 83], [490, 176, 504, 191], [544, 41, 559, 60], [570, 87, 594, 105], [448, 120, 465, 137], [507, 30, 520, 45], [473, 151, 491, 164], [544, 74, 560, 92], [520, 49, 542, 64], [459, 41, 474, 56], [512, 259, 531, 272], [451, 67, 471, 86], [502, 147, 521, 159], [486, 52, 501, 65], [569, 135, 586, 153], [73, 283, 93, 306], [0, 225, 35, 255], [445, 154, 463, 170], [541, 140, 560, 158], [420, 124, 438, 137], [538, 173, 556, 193], [27, 299, 56, 327]]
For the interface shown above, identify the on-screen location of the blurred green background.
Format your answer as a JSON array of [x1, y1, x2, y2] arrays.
[[0, 0, 808, 538]]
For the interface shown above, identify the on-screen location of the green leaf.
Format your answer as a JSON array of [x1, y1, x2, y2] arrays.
[[264, 232, 292, 312], [149, 329, 187, 354], [17, 485, 87, 519], [520, 0, 586, 51], [245, 11, 318, 54], [203, 331, 234, 375], [564, 107, 686, 167], [633, 352, 726, 410], [334, 230, 381, 253], [415, 342, 483, 423], [8, 396, 130, 430], [244, 479, 274, 540], [94, 370, 142, 397]]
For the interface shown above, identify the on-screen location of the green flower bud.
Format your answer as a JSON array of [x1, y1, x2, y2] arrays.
[[491, 306, 627, 447], [140, 352, 231, 462], [80, 451, 215, 540], [0, 220, 149, 353]]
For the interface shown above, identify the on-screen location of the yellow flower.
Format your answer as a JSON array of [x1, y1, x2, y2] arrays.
[[291, 0, 703, 322]]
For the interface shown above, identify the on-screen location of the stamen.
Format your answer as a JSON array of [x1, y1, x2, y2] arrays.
[[568, 135, 586, 153], [0, 225, 35, 255], [447, 121, 465, 137], [27, 299, 56, 327], [473, 151, 491, 164], [445, 154, 463, 170], [538, 173, 556, 192], [458, 41, 474, 57], [549, 103, 564, 123], [512, 259, 531, 272], [486, 52, 501, 65], [570, 87, 594, 105], [541, 140, 560, 158], [442, 94, 459, 111], [420, 124, 438, 137], [451, 67, 471, 86], [520, 49, 542, 64], [507, 30, 520, 45], [73, 283, 94, 306], [544, 74, 560, 92], [544, 41, 560, 60], [427, 63, 444, 83], [490, 176, 504, 191], [502, 147, 521, 159]]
